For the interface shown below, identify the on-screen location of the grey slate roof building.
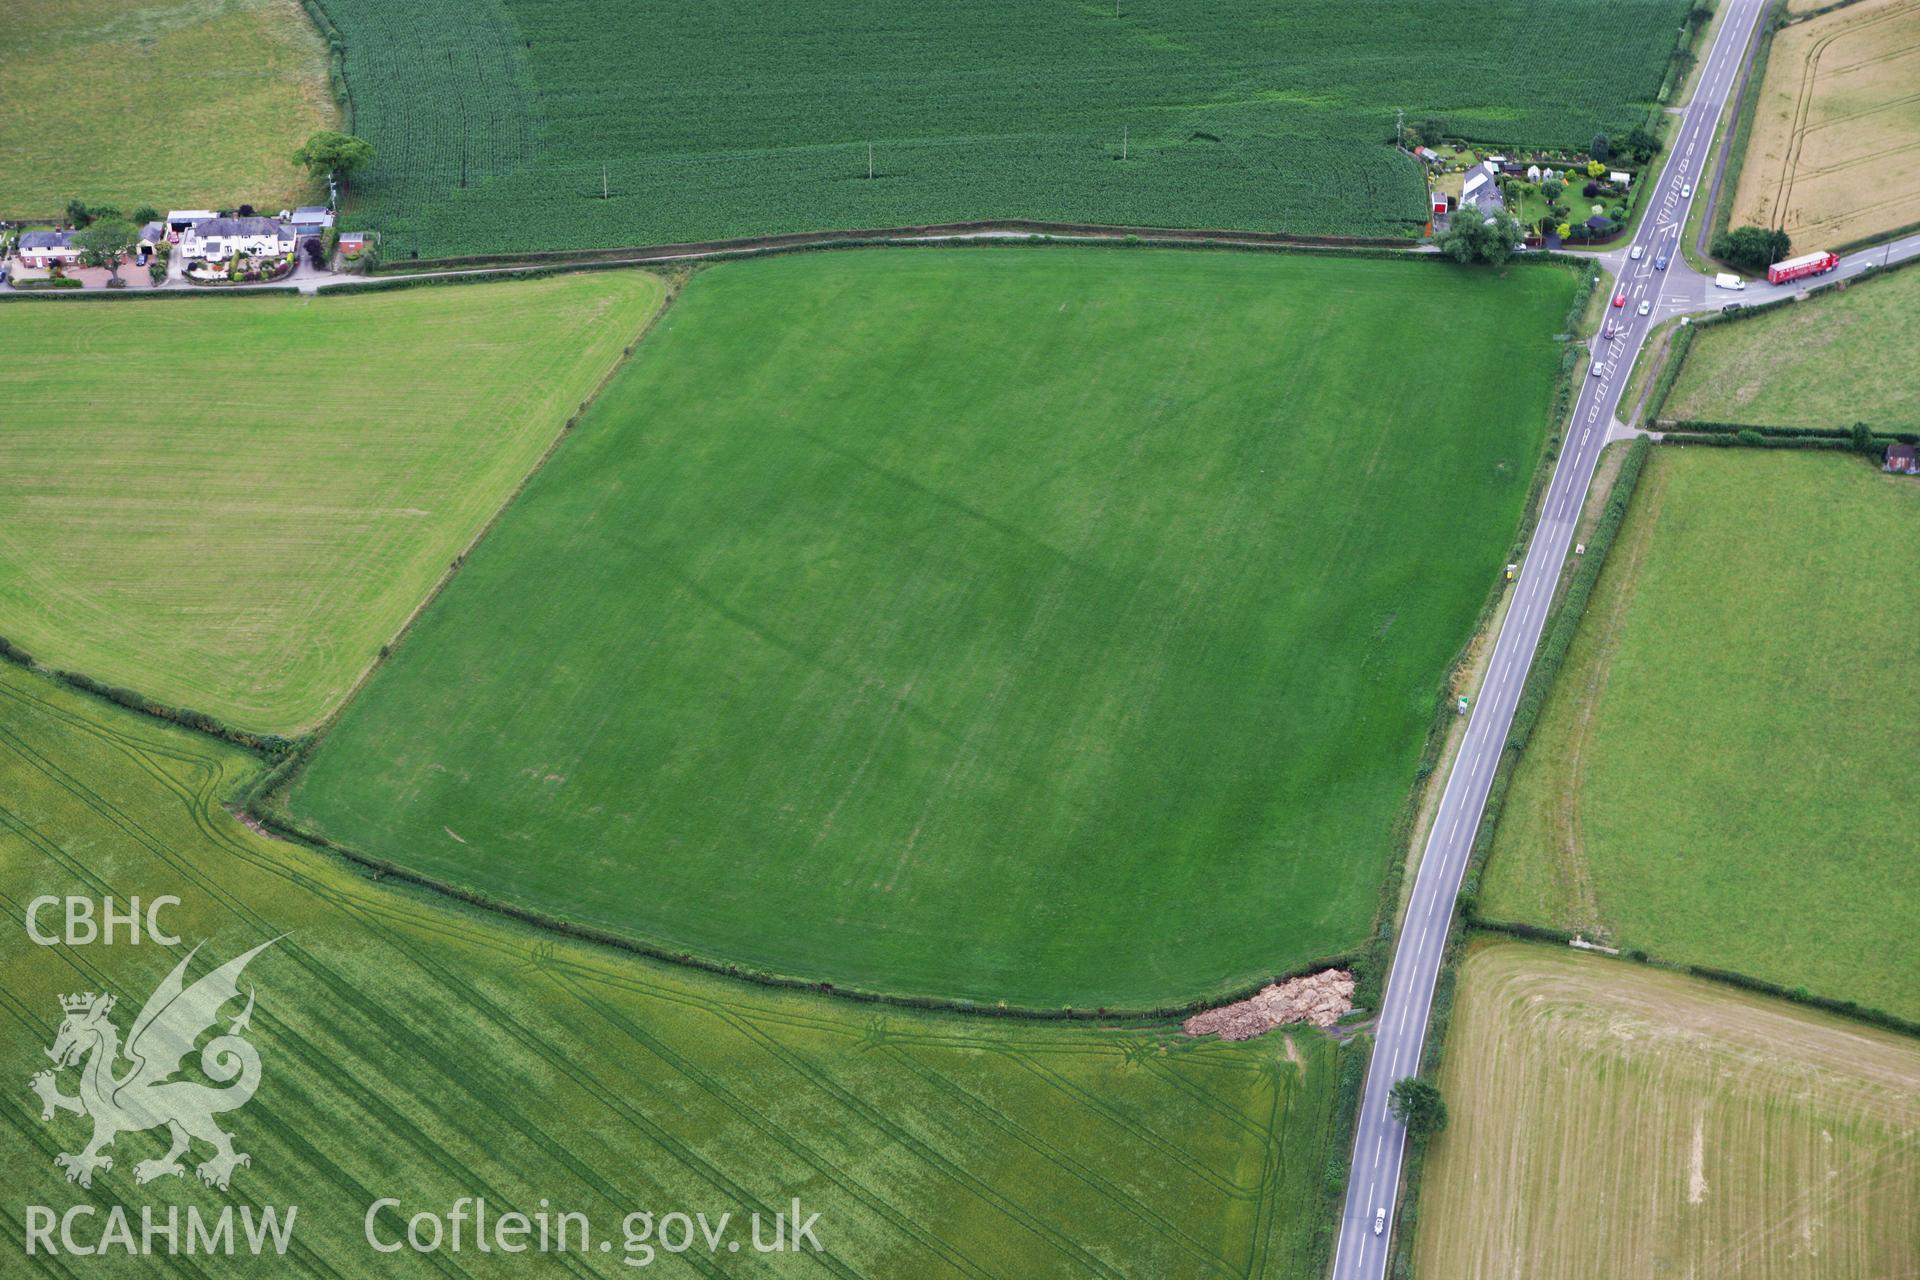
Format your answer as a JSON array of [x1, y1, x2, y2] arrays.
[[191, 216, 291, 240], [1458, 160, 1505, 220], [19, 230, 73, 251], [290, 206, 334, 233]]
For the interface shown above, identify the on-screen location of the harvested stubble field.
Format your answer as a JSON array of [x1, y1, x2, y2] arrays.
[[0, 273, 664, 733], [286, 248, 1578, 1009], [1730, 0, 1920, 250], [1416, 942, 1920, 1280], [1666, 266, 1920, 431], [0, 0, 337, 216], [1481, 449, 1920, 1020], [0, 663, 1353, 1277], [310, 0, 1694, 258]]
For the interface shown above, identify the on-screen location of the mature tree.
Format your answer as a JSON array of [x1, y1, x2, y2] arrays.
[[1712, 224, 1792, 273], [1623, 125, 1660, 163], [1850, 422, 1874, 454], [1688, 4, 1713, 29], [1541, 178, 1565, 202], [131, 205, 161, 226], [1586, 159, 1607, 179], [1438, 207, 1522, 264], [1389, 1077, 1449, 1141], [1417, 117, 1445, 148], [65, 199, 92, 227], [292, 130, 375, 184], [72, 218, 138, 284], [1591, 132, 1611, 163]]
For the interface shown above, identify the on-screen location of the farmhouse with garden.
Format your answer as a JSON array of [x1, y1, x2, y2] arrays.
[[15, 230, 79, 268], [179, 215, 296, 262]]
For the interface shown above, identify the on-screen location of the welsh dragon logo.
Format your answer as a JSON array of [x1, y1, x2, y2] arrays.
[[29, 940, 275, 1192]]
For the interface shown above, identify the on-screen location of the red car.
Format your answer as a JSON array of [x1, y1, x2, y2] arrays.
[[1611, 292, 1627, 308]]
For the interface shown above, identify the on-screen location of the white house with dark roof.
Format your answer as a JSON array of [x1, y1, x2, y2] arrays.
[[1458, 160, 1506, 221], [179, 216, 295, 261], [16, 230, 80, 268]]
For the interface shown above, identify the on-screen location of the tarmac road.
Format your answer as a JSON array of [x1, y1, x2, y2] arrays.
[[1328, 0, 1774, 1274], [1652, 227, 1920, 320]]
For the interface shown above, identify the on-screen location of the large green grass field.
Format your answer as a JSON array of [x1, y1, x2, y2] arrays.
[[1481, 449, 1920, 1019], [0, 273, 664, 734], [312, 0, 1693, 258], [285, 248, 1578, 1009], [0, 663, 1354, 1277], [1416, 943, 1920, 1280], [0, 0, 337, 216], [1666, 267, 1920, 431]]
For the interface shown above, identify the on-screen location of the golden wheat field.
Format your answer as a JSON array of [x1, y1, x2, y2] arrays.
[[1415, 942, 1920, 1280], [1731, 0, 1920, 249]]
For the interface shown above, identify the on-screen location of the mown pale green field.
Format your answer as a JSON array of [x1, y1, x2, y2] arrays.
[[1482, 449, 1920, 1019], [0, 0, 337, 215], [287, 248, 1577, 1009], [1666, 267, 1920, 431], [0, 273, 663, 733], [1417, 942, 1920, 1280], [0, 663, 1354, 1277]]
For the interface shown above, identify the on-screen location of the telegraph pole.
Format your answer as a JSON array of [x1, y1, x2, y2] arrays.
[[868, 142, 874, 180]]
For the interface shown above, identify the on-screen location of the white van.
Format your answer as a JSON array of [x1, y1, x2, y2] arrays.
[[1713, 273, 1746, 291]]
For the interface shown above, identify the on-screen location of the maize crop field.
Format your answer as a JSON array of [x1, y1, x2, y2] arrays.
[[307, 0, 1696, 258]]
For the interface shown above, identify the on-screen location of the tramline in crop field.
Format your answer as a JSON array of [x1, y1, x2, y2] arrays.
[[1417, 943, 1920, 1280], [0, 663, 1356, 1278]]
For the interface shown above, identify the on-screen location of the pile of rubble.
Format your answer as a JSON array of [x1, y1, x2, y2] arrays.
[[1181, 969, 1355, 1041]]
